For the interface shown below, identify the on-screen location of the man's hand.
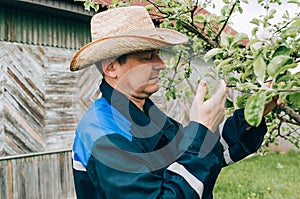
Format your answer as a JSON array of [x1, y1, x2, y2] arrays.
[[263, 95, 282, 115], [190, 80, 227, 132], [263, 80, 283, 116]]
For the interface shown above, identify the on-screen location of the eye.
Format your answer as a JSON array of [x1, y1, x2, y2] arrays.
[[140, 53, 153, 61], [141, 57, 152, 61]]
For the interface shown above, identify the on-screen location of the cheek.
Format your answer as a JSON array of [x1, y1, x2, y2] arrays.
[[130, 72, 151, 88], [118, 65, 152, 89], [129, 64, 152, 83]]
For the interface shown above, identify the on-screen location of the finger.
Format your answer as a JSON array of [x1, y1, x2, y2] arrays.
[[220, 90, 227, 105], [196, 80, 208, 103], [211, 80, 227, 102]]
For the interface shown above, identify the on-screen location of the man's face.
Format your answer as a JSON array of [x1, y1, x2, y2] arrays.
[[114, 49, 166, 99]]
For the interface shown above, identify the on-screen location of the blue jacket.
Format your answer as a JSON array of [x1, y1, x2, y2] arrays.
[[72, 80, 267, 199]]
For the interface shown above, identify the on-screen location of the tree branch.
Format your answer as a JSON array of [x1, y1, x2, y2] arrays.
[[145, 0, 170, 17], [278, 114, 300, 126], [214, 1, 237, 42], [277, 88, 300, 92], [275, 12, 300, 34], [280, 104, 300, 124], [181, 21, 219, 48]]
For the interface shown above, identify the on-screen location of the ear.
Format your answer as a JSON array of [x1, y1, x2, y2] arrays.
[[102, 60, 117, 78]]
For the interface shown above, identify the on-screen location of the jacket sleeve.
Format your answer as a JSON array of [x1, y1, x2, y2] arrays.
[[219, 108, 267, 166], [86, 122, 225, 199]]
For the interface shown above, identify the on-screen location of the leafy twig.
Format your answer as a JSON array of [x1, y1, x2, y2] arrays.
[[145, 0, 170, 17], [181, 21, 219, 48], [226, 84, 300, 93], [275, 12, 300, 34], [277, 88, 300, 92]]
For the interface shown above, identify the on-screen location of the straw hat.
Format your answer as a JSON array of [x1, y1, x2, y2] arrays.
[[70, 6, 188, 71]]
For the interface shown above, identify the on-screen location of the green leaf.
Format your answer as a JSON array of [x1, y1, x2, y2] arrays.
[[267, 55, 293, 78], [250, 18, 260, 26], [238, 6, 243, 14], [225, 98, 234, 108], [236, 82, 259, 92], [254, 54, 266, 85], [272, 45, 292, 57], [275, 63, 298, 82], [145, 4, 154, 11], [204, 48, 222, 62], [236, 94, 250, 108], [216, 58, 232, 72], [276, 71, 293, 83], [245, 90, 267, 127], [194, 15, 205, 23], [288, 0, 300, 5], [288, 93, 300, 107], [91, 3, 99, 12]]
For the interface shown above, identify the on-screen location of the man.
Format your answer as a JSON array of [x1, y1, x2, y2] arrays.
[[70, 6, 277, 199]]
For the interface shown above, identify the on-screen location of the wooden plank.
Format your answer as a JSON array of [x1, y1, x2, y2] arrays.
[[1, 150, 75, 199], [0, 160, 9, 199], [59, 151, 76, 199], [0, 149, 71, 161], [0, 8, 5, 40], [8, 160, 12, 199], [11, 159, 26, 198], [32, 13, 38, 45], [56, 17, 62, 48], [0, 151, 67, 198], [4, 85, 44, 125], [37, 15, 43, 46], [15, 12, 23, 43], [26, 14, 33, 44], [42, 16, 48, 46]]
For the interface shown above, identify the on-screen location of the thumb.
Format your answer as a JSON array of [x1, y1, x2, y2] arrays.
[[195, 80, 208, 104]]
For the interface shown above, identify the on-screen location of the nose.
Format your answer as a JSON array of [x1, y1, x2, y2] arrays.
[[152, 53, 166, 70]]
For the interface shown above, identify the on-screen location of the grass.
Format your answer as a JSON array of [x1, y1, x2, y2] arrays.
[[213, 150, 300, 199]]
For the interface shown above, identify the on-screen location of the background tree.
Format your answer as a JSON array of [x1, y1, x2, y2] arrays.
[[76, 0, 300, 151]]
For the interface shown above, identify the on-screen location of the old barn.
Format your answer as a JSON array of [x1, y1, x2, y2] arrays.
[[0, 0, 102, 198], [0, 1, 211, 198]]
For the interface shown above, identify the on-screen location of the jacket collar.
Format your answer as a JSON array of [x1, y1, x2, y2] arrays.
[[99, 79, 175, 151]]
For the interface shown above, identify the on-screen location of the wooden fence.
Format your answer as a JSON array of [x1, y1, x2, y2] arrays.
[[0, 150, 75, 199]]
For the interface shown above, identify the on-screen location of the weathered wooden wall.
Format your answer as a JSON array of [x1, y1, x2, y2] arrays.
[[0, 150, 75, 199], [0, 41, 81, 155], [0, 0, 211, 155], [0, 40, 211, 156], [0, 42, 46, 155], [0, 1, 94, 155], [0, 3, 91, 49], [0, 1, 211, 198]]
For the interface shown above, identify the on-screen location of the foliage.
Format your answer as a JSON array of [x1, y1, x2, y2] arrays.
[[74, 0, 99, 11], [77, 0, 300, 150]]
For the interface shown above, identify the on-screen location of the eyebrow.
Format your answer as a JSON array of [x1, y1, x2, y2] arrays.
[[130, 50, 157, 56]]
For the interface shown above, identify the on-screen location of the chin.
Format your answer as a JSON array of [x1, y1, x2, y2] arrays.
[[148, 84, 160, 93], [140, 87, 158, 98]]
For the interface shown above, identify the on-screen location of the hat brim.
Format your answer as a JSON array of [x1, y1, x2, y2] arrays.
[[70, 28, 187, 71]]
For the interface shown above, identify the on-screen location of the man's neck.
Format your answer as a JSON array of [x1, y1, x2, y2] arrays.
[[129, 96, 145, 112], [105, 78, 145, 112]]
